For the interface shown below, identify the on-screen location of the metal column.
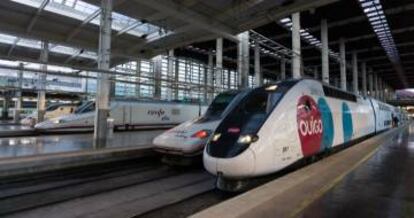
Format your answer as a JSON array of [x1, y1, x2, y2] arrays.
[[280, 57, 286, 80], [37, 41, 48, 123], [153, 55, 162, 100], [339, 38, 346, 90], [361, 62, 367, 96], [135, 59, 141, 98], [352, 52, 358, 94], [216, 38, 223, 91], [254, 41, 262, 87], [94, 0, 112, 146], [291, 13, 301, 79], [321, 19, 329, 84], [14, 63, 23, 123], [237, 31, 249, 88], [167, 49, 174, 100], [368, 70, 373, 97], [174, 60, 179, 100], [208, 53, 214, 102]]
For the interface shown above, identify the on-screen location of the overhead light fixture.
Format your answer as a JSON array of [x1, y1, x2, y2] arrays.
[[359, 0, 400, 63]]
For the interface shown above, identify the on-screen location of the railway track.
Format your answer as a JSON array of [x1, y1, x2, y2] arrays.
[[0, 157, 217, 218]]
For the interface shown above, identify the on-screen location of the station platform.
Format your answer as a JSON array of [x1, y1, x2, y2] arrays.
[[297, 124, 414, 218], [0, 124, 35, 137], [193, 123, 413, 218], [0, 130, 164, 177]]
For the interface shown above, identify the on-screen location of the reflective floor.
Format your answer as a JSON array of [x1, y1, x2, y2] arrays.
[[0, 124, 33, 131], [297, 124, 414, 218], [0, 130, 164, 159]]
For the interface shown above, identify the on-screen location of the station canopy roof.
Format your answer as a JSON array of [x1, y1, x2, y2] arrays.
[[0, 0, 413, 89]]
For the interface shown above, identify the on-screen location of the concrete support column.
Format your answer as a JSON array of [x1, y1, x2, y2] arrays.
[[352, 52, 358, 94], [216, 38, 223, 91], [153, 55, 162, 100], [280, 57, 286, 80], [207, 53, 214, 102], [361, 62, 367, 96], [94, 0, 112, 146], [237, 31, 249, 88], [334, 77, 339, 88], [14, 63, 23, 123], [291, 12, 301, 79], [321, 19, 329, 83], [167, 49, 175, 100], [37, 41, 48, 123], [135, 59, 141, 98], [313, 66, 318, 79], [2, 95, 10, 120], [254, 41, 263, 87], [368, 71, 373, 97], [339, 38, 347, 90], [377, 77, 382, 100]]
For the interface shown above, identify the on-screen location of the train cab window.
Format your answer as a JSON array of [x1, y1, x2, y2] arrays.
[[204, 92, 238, 118], [82, 103, 95, 113], [244, 93, 267, 114], [46, 104, 60, 111], [75, 101, 95, 114]]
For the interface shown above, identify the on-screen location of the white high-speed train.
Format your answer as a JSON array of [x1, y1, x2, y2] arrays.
[[203, 79, 404, 191], [35, 100, 206, 132], [21, 103, 77, 126], [152, 90, 249, 163]]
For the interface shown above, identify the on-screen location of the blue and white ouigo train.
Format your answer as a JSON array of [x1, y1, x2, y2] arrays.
[[204, 79, 405, 191], [152, 90, 249, 165]]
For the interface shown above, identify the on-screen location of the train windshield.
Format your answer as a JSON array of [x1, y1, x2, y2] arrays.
[[207, 81, 297, 158], [75, 101, 95, 114], [204, 92, 239, 119], [46, 104, 61, 111]]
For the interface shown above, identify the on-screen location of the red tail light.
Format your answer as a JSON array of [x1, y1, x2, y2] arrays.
[[192, 130, 210, 139]]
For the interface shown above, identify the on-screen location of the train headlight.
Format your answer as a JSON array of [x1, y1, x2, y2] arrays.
[[211, 133, 221, 142], [237, 134, 259, 144], [191, 130, 212, 139], [52, 119, 64, 124]]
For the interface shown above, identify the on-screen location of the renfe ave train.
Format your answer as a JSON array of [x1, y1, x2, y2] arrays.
[[34, 100, 206, 132]]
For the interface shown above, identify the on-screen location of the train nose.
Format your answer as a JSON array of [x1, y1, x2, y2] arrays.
[[203, 148, 255, 178]]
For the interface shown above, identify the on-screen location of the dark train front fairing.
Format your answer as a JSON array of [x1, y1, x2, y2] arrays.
[[206, 81, 298, 158]]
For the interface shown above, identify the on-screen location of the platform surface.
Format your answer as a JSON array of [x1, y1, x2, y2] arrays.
[[0, 130, 164, 159], [297, 124, 414, 218]]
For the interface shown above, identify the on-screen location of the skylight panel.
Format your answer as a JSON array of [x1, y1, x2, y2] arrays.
[[11, 0, 171, 40], [359, 0, 400, 62], [277, 17, 340, 61]]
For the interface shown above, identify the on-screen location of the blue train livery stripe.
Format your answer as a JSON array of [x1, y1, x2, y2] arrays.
[[342, 102, 353, 142], [318, 98, 334, 151]]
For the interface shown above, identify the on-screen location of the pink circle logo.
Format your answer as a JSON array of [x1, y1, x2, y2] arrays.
[[297, 95, 323, 157]]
